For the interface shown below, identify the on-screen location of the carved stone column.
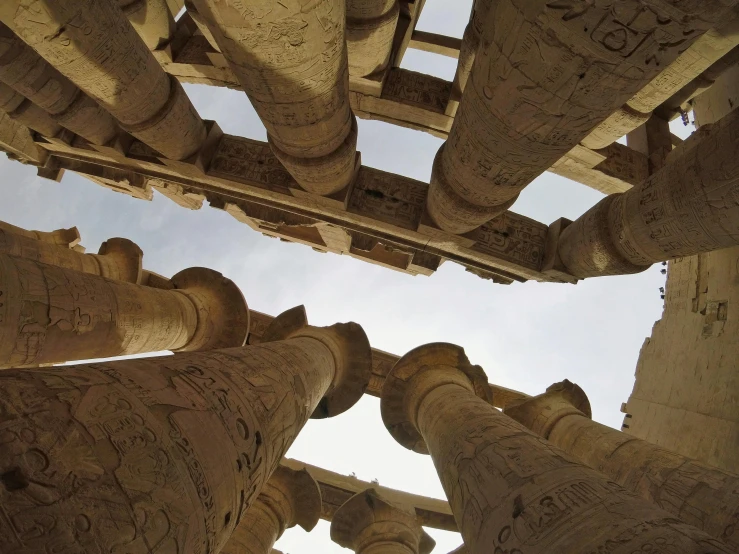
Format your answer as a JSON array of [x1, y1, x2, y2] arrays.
[[380, 343, 734, 553], [0, 223, 143, 283], [0, 82, 61, 137], [426, 0, 736, 234], [556, 107, 739, 279], [0, 23, 118, 145], [190, 0, 358, 195], [119, 0, 175, 51], [0, 258, 250, 368], [331, 489, 436, 554], [0, 309, 371, 554], [0, 0, 206, 160], [221, 466, 321, 554], [504, 381, 739, 550], [346, 0, 399, 78]]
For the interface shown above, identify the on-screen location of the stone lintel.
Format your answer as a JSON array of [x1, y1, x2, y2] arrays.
[[37, 129, 557, 284]]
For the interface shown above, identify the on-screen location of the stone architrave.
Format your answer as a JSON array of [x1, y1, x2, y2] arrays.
[[0, 310, 372, 553], [346, 0, 399, 78], [380, 343, 735, 553], [0, 222, 143, 283], [0, 1, 206, 160], [190, 0, 359, 195], [0, 23, 118, 145], [504, 381, 739, 550], [221, 466, 322, 554], [426, 0, 737, 234], [0, 258, 250, 368], [119, 0, 176, 51], [331, 489, 436, 554], [0, 221, 79, 248], [556, 107, 739, 279], [0, 82, 61, 137]]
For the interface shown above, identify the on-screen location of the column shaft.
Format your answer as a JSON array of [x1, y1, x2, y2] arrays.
[[505, 383, 739, 549], [225, 502, 281, 554], [449, 0, 493, 106], [0, 0, 206, 159], [557, 108, 739, 279], [382, 344, 734, 553], [0, 23, 118, 145], [0, 336, 339, 553], [0, 257, 248, 367], [418, 383, 732, 553], [427, 0, 736, 233], [0, 82, 61, 137], [346, 0, 399, 78], [0, 226, 143, 283], [191, 0, 358, 195]]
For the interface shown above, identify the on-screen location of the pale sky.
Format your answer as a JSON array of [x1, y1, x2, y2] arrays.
[[0, 2, 696, 551]]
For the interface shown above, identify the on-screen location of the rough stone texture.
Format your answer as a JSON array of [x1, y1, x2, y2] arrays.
[[0, 258, 249, 368], [427, 0, 738, 233], [557, 107, 739, 279], [221, 466, 321, 554], [120, 0, 176, 51], [381, 343, 735, 553], [346, 0, 399, 78], [0, 23, 118, 145], [0, 221, 79, 248], [0, 0, 205, 160], [190, 0, 358, 195], [331, 489, 436, 554], [0, 226, 143, 283], [0, 321, 371, 553], [505, 381, 739, 549]]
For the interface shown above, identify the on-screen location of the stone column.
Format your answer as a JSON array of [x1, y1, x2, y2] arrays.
[[380, 343, 734, 553], [504, 381, 739, 550], [556, 107, 739, 279], [119, 0, 176, 51], [0, 82, 61, 137], [0, 224, 143, 283], [346, 0, 399, 78], [0, 0, 206, 160], [0, 23, 118, 145], [0, 310, 371, 554], [190, 0, 358, 195], [221, 466, 322, 554], [0, 258, 250, 368], [426, 0, 736, 234], [331, 489, 436, 554]]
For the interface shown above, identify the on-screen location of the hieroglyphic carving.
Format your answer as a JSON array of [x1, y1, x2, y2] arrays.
[[346, 0, 399, 78], [347, 167, 428, 230], [465, 212, 547, 271], [0, 331, 356, 553], [382, 68, 450, 114], [593, 142, 650, 187], [381, 343, 736, 553], [209, 136, 295, 193]]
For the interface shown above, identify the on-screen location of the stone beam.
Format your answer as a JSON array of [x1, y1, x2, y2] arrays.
[[392, 0, 427, 68], [0, 110, 47, 164], [35, 125, 560, 284], [408, 30, 461, 59], [247, 309, 529, 409], [280, 458, 457, 533]]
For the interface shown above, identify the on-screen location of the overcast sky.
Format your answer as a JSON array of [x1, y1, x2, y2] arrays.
[[0, 2, 698, 552]]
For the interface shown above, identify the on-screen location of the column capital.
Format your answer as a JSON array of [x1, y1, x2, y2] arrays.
[[260, 466, 322, 535], [170, 267, 250, 351], [504, 380, 591, 439], [96, 237, 144, 283], [331, 489, 435, 554], [381, 343, 491, 454], [261, 305, 372, 418]]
